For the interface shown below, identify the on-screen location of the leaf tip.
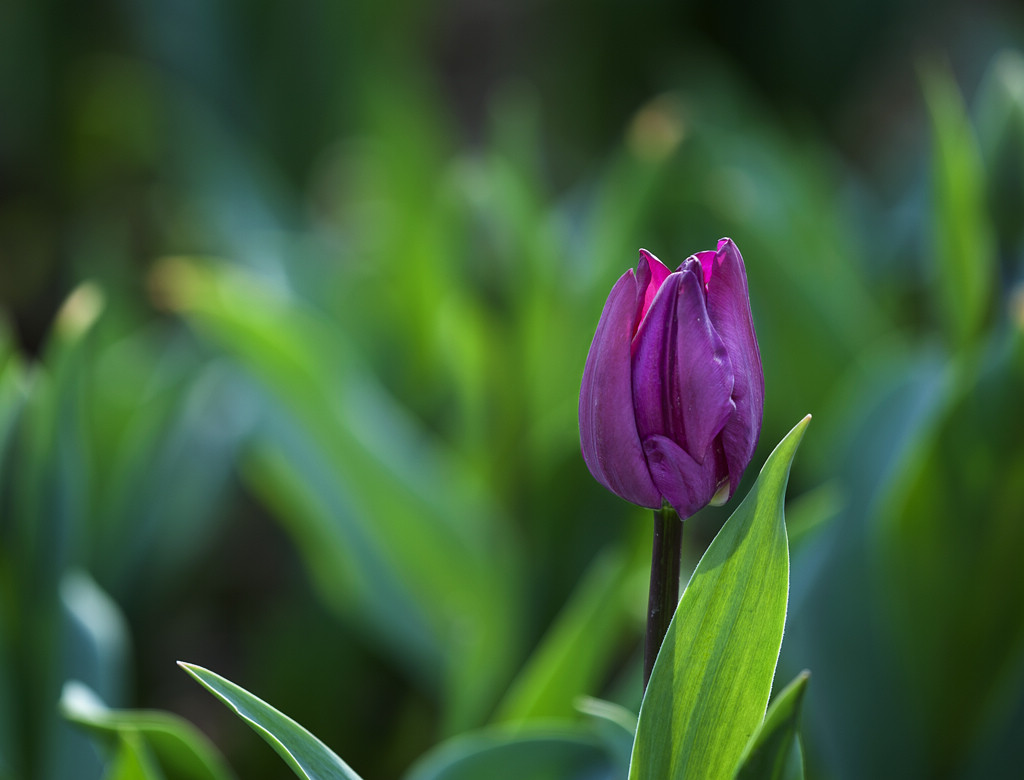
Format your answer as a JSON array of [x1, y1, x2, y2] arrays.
[[789, 669, 811, 698], [788, 413, 812, 445], [178, 661, 203, 681], [767, 414, 812, 467]]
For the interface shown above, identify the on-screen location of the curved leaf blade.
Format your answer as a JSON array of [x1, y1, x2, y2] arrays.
[[735, 671, 810, 780], [921, 61, 997, 349], [60, 681, 232, 780], [403, 724, 609, 780], [628, 415, 810, 780], [576, 697, 637, 778], [179, 662, 364, 780]]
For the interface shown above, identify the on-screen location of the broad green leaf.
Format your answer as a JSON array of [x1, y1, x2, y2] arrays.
[[735, 671, 810, 780], [60, 681, 233, 780], [921, 62, 997, 349], [179, 662, 364, 780], [629, 415, 810, 780], [403, 724, 609, 780]]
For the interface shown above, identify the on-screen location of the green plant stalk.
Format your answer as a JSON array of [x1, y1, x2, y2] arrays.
[[643, 502, 682, 690]]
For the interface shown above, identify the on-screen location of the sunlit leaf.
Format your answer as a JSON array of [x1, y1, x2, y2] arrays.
[[629, 416, 810, 779]]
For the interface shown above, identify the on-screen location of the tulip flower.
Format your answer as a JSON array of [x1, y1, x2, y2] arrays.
[[579, 238, 763, 520]]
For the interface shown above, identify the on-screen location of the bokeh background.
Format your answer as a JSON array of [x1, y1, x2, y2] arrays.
[[2, 0, 1024, 778]]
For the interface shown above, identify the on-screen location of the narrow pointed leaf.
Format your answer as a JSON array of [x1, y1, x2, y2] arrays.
[[921, 62, 996, 349], [784, 738, 805, 780], [735, 671, 810, 780], [628, 415, 810, 780], [179, 662, 365, 780]]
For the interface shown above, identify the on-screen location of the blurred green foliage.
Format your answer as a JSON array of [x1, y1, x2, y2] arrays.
[[2, 1, 1024, 778]]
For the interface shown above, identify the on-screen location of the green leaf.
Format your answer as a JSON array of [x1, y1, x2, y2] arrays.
[[628, 415, 810, 780], [60, 681, 233, 780], [735, 671, 810, 780], [179, 662, 365, 780], [921, 61, 997, 349], [575, 697, 637, 778], [101, 735, 166, 780], [493, 538, 645, 723], [403, 724, 610, 780], [785, 738, 805, 780]]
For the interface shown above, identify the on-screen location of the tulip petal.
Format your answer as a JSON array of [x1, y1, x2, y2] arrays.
[[706, 238, 765, 497], [631, 266, 735, 464], [642, 435, 722, 519], [692, 250, 717, 287], [579, 270, 661, 508], [637, 249, 673, 326]]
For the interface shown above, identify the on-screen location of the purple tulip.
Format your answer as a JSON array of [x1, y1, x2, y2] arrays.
[[579, 238, 764, 519]]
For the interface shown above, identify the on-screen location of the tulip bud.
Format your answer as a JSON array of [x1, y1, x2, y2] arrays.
[[579, 238, 764, 519]]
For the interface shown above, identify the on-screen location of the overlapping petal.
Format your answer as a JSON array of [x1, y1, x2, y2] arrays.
[[636, 249, 672, 328], [704, 238, 764, 497], [631, 265, 734, 463], [579, 269, 661, 508], [642, 435, 720, 519]]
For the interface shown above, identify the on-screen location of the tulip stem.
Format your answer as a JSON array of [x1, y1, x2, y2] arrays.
[[643, 502, 682, 691]]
